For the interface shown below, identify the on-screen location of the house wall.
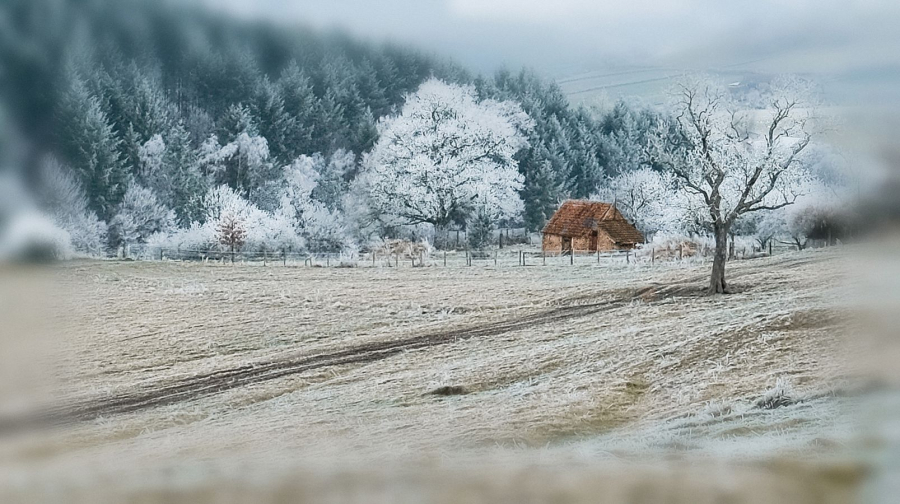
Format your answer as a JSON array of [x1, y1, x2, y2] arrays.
[[543, 232, 621, 252], [543, 232, 640, 253], [596, 232, 617, 251], [571, 236, 594, 251], [542, 234, 562, 252]]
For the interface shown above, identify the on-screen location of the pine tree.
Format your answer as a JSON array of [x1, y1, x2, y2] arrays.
[[163, 123, 207, 225], [521, 156, 562, 231], [278, 62, 320, 159], [467, 207, 494, 250], [56, 76, 129, 220], [250, 77, 295, 166]]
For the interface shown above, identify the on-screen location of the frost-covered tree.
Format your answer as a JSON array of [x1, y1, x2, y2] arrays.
[[467, 205, 494, 249], [55, 76, 129, 220], [592, 167, 675, 237], [201, 184, 302, 254], [650, 77, 818, 294], [137, 125, 208, 225], [363, 79, 532, 240], [36, 157, 108, 254], [108, 182, 175, 252], [312, 149, 355, 211], [743, 209, 786, 252], [278, 155, 353, 252], [204, 106, 275, 199], [165, 124, 207, 224], [217, 213, 246, 261]]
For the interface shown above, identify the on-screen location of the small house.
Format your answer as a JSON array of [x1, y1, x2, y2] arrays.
[[542, 200, 644, 253]]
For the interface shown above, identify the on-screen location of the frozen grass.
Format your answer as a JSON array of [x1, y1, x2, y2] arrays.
[[0, 248, 863, 501]]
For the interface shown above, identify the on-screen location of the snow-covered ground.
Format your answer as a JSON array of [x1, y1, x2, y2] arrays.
[[0, 248, 878, 502]]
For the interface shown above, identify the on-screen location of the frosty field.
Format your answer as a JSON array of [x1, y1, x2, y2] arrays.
[[0, 249, 874, 502]]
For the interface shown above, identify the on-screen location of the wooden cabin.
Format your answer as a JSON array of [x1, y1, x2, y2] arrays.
[[542, 200, 644, 253]]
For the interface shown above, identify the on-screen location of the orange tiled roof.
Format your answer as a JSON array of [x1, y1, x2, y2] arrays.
[[542, 200, 644, 244]]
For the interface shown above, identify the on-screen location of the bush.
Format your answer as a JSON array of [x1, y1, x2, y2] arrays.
[[0, 212, 72, 262]]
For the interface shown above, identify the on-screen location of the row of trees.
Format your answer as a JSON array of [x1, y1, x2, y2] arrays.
[[36, 74, 850, 293], [3, 0, 853, 292], [2, 0, 644, 238]]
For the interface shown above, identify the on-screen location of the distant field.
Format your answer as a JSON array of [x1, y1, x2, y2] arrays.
[[0, 249, 870, 502]]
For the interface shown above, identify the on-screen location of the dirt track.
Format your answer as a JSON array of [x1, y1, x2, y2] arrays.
[[11, 285, 681, 430], [2, 253, 836, 434]]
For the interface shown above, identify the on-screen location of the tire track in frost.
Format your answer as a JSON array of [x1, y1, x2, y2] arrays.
[[2, 288, 659, 433], [3, 253, 824, 432]]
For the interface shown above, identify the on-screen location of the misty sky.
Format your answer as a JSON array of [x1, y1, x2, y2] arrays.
[[202, 0, 900, 105]]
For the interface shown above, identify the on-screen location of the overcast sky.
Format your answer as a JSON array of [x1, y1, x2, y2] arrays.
[[201, 0, 900, 104]]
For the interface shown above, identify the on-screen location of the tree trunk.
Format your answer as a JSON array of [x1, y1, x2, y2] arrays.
[[709, 224, 729, 294]]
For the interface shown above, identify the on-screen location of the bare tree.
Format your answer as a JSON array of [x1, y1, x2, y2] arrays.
[[217, 212, 247, 263], [651, 77, 818, 293]]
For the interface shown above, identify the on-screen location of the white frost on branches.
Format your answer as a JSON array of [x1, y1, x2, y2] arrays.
[[108, 182, 176, 249], [362, 78, 532, 229], [592, 167, 679, 236], [280, 154, 354, 252], [36, 156, 108, 254], [650, 76, 821, 293], [138, 134, 166, 178], [650, 76, 817, 230]]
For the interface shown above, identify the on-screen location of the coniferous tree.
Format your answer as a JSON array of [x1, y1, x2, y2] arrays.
[[56, 76, 129, 220], [160, 123, 207, 226]]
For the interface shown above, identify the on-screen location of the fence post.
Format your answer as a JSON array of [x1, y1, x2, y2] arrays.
[[443, 250, 447, 267], [522, 251, 526, 267], [626, 251, 631, 264], [679, 243, 683, 261], [769, 241, 773, 256], [570, 249, 574, 265], [326, 255, 330, 268], [160, 248, 164, 261], [597, 247, 600, 264], [263, 250, 267, 267], [542, 249, 546, 266], [494, 250, 498, 267]]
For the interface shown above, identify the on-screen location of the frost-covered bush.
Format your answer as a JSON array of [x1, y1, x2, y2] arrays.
[[0, 212, 72, 262], [302, 205, 353, 253], [150, 185, 305, 256], [644, 232, 762, 261], [36, 157, 108, 255], [202, 185, 277, 253], [108, 182, 176, 251], [145, 221, 217, 257]]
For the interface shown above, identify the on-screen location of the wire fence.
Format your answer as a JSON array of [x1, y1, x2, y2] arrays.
[[121, 240, 798, 269]]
